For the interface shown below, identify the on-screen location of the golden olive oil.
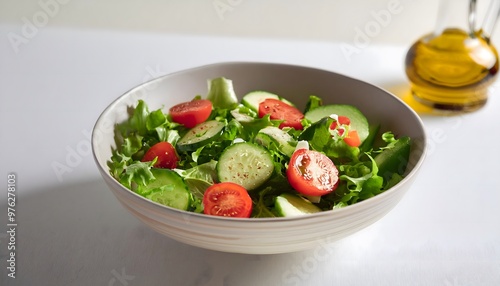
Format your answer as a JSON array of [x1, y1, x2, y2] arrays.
[[405, 28, 499, 111]]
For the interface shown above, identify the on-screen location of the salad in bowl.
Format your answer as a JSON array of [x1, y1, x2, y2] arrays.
[[108, 77, 412, 219]]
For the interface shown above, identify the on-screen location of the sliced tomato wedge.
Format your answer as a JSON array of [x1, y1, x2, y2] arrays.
[[343, 130, 361, 147], [258, 98, 304, 130], [141, 141, 179, 169], [202, 182, 253, 218], [286, 148, 339, 196], [330, 115, 351, 132], [329, 115, 361, 146], [169, 99, 213, 129]]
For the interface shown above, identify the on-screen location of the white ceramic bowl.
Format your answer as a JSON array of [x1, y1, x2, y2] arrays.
[[92, 62, 426, 254]]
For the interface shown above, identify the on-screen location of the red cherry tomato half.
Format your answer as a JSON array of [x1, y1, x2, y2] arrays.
[[141, 142, 179, 169], [169, 99, 213, 129], [343, 130, 361, 147], [258, 98, 304, 130], [286, 149, 339, 196], [330, 115, 351, 131], [202, 182, 253, 218]]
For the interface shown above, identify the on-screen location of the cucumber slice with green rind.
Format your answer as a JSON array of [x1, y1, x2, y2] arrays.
[[176, 120, 225, 152], [136, 168, 192, 211], [217, 142, 274, 191], [147, 186, 191, 211], [374, 136, 411, 181], [254, 126, 296, 157], [304, 104, 370, 143], [241, 91, 280, 111], [134, 168, 178, 196], [359, 124, 380, 153], [274, 193, 322, 217]]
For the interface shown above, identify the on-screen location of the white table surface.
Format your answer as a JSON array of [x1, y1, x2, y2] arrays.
[[1, 24, 500, 286]]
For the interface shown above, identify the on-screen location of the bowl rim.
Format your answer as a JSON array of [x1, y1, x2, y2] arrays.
[[92, 61, 427, 222]]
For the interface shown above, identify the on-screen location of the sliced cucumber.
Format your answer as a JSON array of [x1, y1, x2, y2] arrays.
[[304, 104, 370, 143], [136, 168, 191, 211], [274, 193, 322, 217], [302, 194, 321, 204], [147, 186, 191, 211], [254, 126, 296, 157], [176, 120, 225, 152], [230, 108, 254, 123], [135, 168, 176, 196], [374, 136, 411, 181], [217, 142, 274, 191], [359, 124, 380, 153], [241, 91, 280, 111], [241, 90, 298, 112], [278, 96, 296, 107]]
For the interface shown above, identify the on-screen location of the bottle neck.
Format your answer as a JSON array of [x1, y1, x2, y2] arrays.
[[433, 0, 500, 43], [434, 0, 469, 37]]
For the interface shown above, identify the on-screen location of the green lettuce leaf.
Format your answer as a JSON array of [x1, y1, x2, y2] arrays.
[[177, 160, 218, 200], [251, 187, 278, 218], [298, 117, 360, 161], [304, 95, 323, 113], [118, 159, 157, 189], [206, 77, 239, 109], [335, 154, 383, 206]]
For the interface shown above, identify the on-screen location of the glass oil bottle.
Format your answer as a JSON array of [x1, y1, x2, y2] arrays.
[[405, 0, 500, 112]]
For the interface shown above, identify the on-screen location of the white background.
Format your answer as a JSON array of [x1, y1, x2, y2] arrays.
[[2, 0, 500, 46]]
